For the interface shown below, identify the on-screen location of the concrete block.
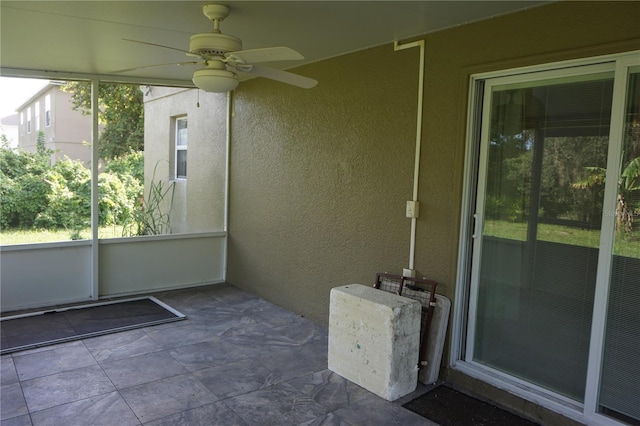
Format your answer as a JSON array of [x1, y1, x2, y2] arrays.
[[328, 284, 421, 401]]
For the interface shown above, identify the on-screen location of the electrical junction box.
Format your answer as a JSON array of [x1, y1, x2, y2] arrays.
[[406, 201, 420, 218], [403, 268, 416, 278]]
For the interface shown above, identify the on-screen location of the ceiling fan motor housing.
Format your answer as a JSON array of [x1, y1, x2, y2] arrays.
[[189, 33, 242, 57]]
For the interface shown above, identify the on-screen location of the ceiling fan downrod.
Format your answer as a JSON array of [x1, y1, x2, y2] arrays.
[[203, 3, 230, 33]]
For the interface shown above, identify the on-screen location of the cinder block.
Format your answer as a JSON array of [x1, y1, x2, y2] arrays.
[[328, 284, 421, 401]]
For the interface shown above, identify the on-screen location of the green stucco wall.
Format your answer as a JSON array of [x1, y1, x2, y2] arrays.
[[227, 3, 638, 421], [227, 1, 639, 326], [228, 44, 419, 323]]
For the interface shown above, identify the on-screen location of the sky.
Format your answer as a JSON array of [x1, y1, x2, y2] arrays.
[[0, 77, 50, 119]]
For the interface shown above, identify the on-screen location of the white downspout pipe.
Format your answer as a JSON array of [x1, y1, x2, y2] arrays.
[[394, 40, 425, 276]]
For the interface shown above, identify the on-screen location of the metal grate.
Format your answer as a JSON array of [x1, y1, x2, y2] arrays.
[[377, 274, 404, 294], [402, 285, 435, 310]]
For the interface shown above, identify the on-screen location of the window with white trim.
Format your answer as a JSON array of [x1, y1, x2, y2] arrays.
[[175, 116, 187, 179], [35, 101, 40, 131], [26, 107, 31, 133], [45, 94, 51, 127]]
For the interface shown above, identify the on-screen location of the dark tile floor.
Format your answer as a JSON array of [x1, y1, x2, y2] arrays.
[[1, 283, 434, 425]]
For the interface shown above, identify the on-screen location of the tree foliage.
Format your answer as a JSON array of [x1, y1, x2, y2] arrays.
[[0, 147, 51, 228], [0, 148, 144, 233], [621, 157, 640, 192], [35, 158, 91, 230], [62, 82, 144, 159], [568, 121, 640, 221], [485, 132, 635, 227], [36, 131, 48, 157]]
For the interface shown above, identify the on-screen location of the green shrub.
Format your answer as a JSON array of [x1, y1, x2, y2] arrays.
[[0, 148, 51, 229], [1, 148, 146, 234], [35, 158, 91, 229], [98, 172, 142, 226], [121, 162, 174, 237], [104, 150, 144, 182]]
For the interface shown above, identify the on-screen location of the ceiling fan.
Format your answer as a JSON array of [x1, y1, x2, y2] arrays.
[[120, 3, 317, 92]]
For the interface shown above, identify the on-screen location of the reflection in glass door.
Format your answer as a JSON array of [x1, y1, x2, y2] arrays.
[[469, 68, 616, 402], [463, 53, 640, 425]]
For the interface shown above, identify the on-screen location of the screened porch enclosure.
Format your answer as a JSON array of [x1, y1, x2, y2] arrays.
[[0, 80, 229, 312]]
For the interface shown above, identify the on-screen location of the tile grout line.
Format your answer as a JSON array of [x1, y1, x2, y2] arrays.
[[3, 286, 403, 426], [80, 339, 144, 426], [16, 354, 35, 426]]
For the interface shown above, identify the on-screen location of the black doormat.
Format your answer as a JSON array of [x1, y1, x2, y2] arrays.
[[0, 297, 185, 354], [403, 385, 540, 426]]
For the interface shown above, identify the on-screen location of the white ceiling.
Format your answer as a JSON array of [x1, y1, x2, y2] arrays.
[[1, 1, 548, 86]]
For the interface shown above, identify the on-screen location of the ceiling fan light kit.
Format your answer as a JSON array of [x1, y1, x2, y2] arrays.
[[121, 3, 317, 93], [193, 68, 239, 93]]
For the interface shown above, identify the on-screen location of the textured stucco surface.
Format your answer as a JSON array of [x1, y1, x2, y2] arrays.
[[227, 1, 639, 328], [228, 44, 419, 323], [144, 87, 227, 233], [18, 87, 92, 165], [223, 1, 640, 423]]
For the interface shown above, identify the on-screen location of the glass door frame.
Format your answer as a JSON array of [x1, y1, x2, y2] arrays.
[[452, 50, 640, 426], [584, 56, 639, 423]]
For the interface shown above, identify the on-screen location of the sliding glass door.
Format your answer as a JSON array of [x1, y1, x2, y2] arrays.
[[597, 67, 640, 424], [463, 54, 639, 424]]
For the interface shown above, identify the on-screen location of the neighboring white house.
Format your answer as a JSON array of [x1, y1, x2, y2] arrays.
[[16, 82, 91, 165], [142, 86, 228, 234]]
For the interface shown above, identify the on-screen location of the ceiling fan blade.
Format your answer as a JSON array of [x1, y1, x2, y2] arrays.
[[226, 46, 304, 64], [110, 61, 200, 74], [244, 64, 317, 89], [122, 38, 192, 55]]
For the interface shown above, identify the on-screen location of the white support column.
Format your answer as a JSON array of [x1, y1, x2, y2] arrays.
[[90, 79, 99, 300]]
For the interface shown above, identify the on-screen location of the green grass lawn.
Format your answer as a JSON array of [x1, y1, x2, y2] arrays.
[[0, 226, 125, 245], [484, 219, 640, 258], [3, 221, 639, 259]]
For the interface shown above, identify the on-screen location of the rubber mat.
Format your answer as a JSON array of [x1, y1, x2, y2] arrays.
[[0, 297, 185, 354], [403, 385, 540, 426]]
